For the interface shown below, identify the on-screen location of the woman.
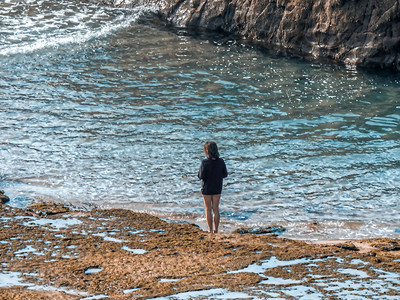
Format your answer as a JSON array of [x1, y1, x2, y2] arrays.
[[198, 141, 228, 233]]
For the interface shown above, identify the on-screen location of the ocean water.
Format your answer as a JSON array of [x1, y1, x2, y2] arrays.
[[1, 0, 399, 240]]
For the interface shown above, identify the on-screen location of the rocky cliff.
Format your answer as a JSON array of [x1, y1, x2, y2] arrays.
[[107, 0, 400, 71]]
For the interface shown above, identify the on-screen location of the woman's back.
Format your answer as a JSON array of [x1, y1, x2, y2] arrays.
[[198, 157, 228, 195]]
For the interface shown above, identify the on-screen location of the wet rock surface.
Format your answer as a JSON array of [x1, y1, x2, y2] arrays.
[[233, 226, 286, 235], [0, 191, 9, 204], [106, 0, 400, 71], [1, 202, 400, 299]]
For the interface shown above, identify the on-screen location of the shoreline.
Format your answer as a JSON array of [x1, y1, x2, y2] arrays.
[[84, 201, 400, 242], [1, 201, 400, 299], [5, 192, 400, 242]]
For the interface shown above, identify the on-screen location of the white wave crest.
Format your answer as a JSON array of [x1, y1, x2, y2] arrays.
[[0, 5, 158, 56]]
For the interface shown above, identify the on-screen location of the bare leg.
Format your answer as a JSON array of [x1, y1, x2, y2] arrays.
[[203, 195, 213, 233], [211, 194, 221, 233]]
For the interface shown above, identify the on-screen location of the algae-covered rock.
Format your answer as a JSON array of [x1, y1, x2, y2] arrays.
[[26, 202, 69, 216], [1, 202, 400, 299], [233, 226, 286, 235]]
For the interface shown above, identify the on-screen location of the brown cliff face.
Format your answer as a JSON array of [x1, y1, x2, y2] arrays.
[[110, 0, 400, 71]]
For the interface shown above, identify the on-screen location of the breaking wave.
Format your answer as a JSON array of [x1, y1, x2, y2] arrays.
[[0, 4, 157, 56]]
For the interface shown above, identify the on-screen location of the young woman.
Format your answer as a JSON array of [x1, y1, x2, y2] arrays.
[[198, 141, 228, 233]]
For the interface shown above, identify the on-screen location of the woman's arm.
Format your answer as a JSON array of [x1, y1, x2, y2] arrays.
[[222, 160, 228, 178], [198, 160, 205, 179]]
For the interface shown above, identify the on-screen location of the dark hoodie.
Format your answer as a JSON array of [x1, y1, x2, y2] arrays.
[[198, 158, 228, 195]]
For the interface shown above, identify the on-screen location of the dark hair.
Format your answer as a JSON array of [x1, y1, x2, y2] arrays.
[[204, 141, 220, 159]]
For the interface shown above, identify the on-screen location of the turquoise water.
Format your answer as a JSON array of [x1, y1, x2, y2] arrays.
[[1, 0, 399, 239]]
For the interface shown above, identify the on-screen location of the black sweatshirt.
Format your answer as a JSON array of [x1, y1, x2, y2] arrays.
[[198, 158, 228, 195]]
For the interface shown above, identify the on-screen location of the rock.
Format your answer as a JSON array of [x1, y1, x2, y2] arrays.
[[108, 0, 400, 71], [233, 226, 286, 235], [0, 190, 10, 204], [336, 243, 360, 251], [383, 243, 400, 251], [2, 202, 400, 298], [371, 240, 400, 251], [25, 202, 69, 216]]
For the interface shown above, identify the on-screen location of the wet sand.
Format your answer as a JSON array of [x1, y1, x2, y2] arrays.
[[1, 202, 400, 299]]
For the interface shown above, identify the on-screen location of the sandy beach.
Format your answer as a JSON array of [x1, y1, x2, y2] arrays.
[[1, 201, 400, 299]]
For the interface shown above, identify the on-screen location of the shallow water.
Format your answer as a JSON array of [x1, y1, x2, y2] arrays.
[[0, 0, 399, 240]]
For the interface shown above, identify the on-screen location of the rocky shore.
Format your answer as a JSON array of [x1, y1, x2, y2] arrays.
[[102, 0, 400, 72], [1, 201, 400, 299]]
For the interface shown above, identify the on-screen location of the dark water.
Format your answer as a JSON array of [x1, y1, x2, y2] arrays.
[[1, 0, 399, 240]]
